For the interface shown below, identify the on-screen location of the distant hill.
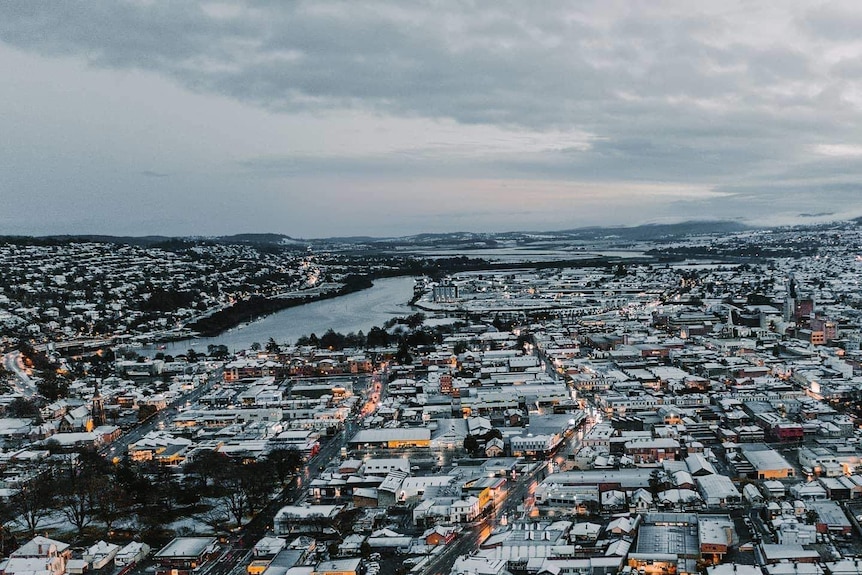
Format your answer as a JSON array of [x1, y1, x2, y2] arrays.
[[38, 234, 176, 247], [556, 220, 750, 241], [213, 233, 304, 246], [0, 220, 754, 248], [6, 233, 307, 248], [353, 220, 751, 247]]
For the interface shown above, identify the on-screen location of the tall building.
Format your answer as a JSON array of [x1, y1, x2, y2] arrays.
[[795, 296, 815, 323], [432, 282, 459, 303], [91, 380, 106, 428], [782, 274, 796, 322], [810, 315, 838, 343]]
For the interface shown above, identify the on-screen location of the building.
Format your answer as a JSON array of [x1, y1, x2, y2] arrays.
[[153, 537, 218, 575], [698, 516, 734, 565], [312, 558, 360, 575], [432, 283, 459, 303], [624, 438, 681, 464], [424, 526, 457, 546], [696, 475, 742, 508], [83, 541, 120, 570], [114, 542, 150, 567], [740, 445, 795, 479], [808, 501, 853, 536], [349, 428, 431, 449], [3, 537, 71, 575], [629, 513, 700, 575], [274, 505, 343, 535]]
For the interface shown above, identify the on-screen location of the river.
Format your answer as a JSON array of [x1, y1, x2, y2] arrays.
[[145, 276, 418, 355]]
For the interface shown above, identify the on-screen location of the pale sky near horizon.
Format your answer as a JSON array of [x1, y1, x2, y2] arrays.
[[2, 1, 862, 238]]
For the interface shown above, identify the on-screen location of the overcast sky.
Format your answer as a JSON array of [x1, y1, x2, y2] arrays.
[[2, 1, 862, 238]]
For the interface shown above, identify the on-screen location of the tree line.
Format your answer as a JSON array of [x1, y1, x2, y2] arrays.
[[2, 446, 303, 547]]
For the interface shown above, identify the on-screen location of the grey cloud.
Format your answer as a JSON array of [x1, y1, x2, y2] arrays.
[[3, 1, 862, 232], [801, 3, 862, 41]]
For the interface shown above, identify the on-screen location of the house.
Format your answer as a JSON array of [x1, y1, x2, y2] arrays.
[[570, 521, 603, 541], [46, 432, 100, 451], [685, 454, 716, 477], [606, 516, 637, 536], [3, 537, 71, 575], [114, 542, 150, 567], [485, 437, 505, 458], [629, 488, 654, 512], [9, 537, 71, 561], [808, 500, 853, 536], [337, 535, 365, 557], [742, 484, 764, 504], [93, 424, 122, 444], [366, 529, 412, 552], [601, 489, 627, 510], [352, 488, 378, 508], [451, 497, 481, 523], [83, 541, 120, 570], [624, 438, 680, 464], [360, 458, 410, 476], [424, 526, 457, 546], [59, 405, 92, 433], [657, 488, 702, 510], [467, 417, 493, 437]]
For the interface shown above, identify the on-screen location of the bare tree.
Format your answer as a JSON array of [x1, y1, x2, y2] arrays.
[[95, 482, 132, 534], [11, 473, 56, 538], [214, 460, 275, 527], [58, 473, 102, 536], [196, 502, 231, 535], [264, 448, 302, 487]]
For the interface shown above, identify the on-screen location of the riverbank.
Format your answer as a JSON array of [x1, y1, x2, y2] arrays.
[[184, 253, 659, 339], [188, 274, 375, 337], [145, 276, 419, 354]]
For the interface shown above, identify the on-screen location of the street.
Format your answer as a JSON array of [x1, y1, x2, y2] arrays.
[[98, 368, 223, 458], [3, 350, 36, 397], [420, 462, 546, 575], [200, 429, 349, 575]]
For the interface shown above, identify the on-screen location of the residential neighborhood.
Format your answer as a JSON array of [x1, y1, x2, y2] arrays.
[[2, 220, 862, 575]]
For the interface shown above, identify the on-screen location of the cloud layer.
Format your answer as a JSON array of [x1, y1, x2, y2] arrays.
[[2, 1, 862, 236]]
